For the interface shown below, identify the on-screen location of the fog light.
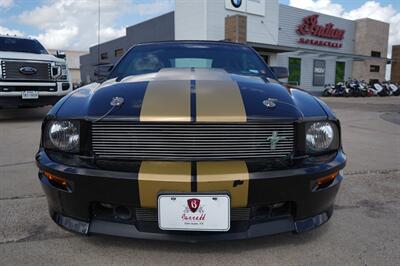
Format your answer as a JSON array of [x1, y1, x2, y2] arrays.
[[315, 171, 338, 189], [62, 83, 70, 91], [44, 171, 68, 188]]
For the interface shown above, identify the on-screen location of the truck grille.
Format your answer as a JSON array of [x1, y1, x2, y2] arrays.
[[92, 122, 295, 160], [1, 60, 52, 81]]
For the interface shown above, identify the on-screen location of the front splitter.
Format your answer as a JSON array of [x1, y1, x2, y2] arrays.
[[53, 210, 332, 242]]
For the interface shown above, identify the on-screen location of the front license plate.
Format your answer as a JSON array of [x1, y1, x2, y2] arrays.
[[158, 194, 230, 232], [22, 91, 39, 99]]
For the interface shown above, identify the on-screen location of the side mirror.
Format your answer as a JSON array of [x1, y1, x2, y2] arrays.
[[55, 50, 66, 59], [270, 66, 289, 79]]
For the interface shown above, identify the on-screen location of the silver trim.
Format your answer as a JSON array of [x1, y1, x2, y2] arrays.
[[92, 122, 295, 160], [0, 82, 56, 86]]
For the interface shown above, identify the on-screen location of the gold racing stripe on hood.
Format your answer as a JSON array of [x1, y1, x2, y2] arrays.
[[196, 79, 246, 122], [138, 161, 191, 208], [197, 161, 249, 207], [140, 79, 191, 122]]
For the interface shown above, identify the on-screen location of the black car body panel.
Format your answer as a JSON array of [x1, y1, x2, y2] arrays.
[[53, 71, 327, 121], [36, 148, 345, 240]]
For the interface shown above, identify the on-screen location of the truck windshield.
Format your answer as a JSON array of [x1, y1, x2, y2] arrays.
[[0, 37, 48, 54], [109, 42, 274, 79]]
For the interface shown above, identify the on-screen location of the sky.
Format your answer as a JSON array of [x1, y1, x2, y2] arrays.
[[0, 0, 399, 59]]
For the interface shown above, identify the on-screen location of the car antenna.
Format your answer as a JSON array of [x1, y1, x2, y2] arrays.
[[97, 0, 100, 83], [92, 0, 125, 123]]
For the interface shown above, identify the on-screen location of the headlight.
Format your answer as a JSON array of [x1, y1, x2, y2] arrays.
[[44, 120, 80, 152], [305, 121, 338, 153], [54, 63, 68, 79]]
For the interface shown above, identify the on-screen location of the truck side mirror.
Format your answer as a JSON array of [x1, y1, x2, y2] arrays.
[[55, 50, 66, 59], [270, 66, 289, 80]]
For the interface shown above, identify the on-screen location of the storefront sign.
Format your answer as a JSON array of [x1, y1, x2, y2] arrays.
[[231, 0, 242, 8], [296, 14, 345, 49], [225, 0, 265, 16]]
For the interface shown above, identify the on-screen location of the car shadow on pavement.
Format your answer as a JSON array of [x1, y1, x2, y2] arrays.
[[0, 106, 51, 122], [82, 223, 330, 252]]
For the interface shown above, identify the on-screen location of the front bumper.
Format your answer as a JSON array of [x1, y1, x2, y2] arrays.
[[0, 81, 71, 107], [36, 150, 346, 241], [0, 96, 63, 108]]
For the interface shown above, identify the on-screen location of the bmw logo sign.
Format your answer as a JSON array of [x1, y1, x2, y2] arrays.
[[231, 0, 242, 8]]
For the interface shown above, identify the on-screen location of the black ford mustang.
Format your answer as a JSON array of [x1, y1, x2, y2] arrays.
[[36, 41, 346, 241]]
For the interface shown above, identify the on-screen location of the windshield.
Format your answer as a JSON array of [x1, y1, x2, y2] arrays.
[[0, 37, 48, 54], [109, 43, 274, 79]]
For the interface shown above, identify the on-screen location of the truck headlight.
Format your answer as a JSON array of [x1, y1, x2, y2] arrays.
[[305, 121, 338, 153], [55, 63, 68, 79], [44, 120, 80, 152]]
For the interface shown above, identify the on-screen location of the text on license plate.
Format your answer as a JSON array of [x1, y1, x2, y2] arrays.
[[158, 194, 230, 232]]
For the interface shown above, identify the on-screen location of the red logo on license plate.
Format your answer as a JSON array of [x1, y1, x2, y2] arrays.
[[187, 198, 200, 213]]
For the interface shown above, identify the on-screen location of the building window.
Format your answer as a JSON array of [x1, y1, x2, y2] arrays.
[[371, 51, 381, 57], [370, 65, 380, 72], [100, 52, 108, 60], [335, 61, 345, 83], [313, 60, 325, 86], [115, 48, 124, 57], [288, 57, 301, 85]]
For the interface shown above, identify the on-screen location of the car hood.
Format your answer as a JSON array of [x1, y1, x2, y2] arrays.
[[0, 51, 65, 63], [54, 68, 328, 121]]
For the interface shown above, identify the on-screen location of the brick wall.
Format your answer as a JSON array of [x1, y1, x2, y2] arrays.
[[391, 45, 400, 83], [225, 15, 247, 43], [352, 18, 389, 82]]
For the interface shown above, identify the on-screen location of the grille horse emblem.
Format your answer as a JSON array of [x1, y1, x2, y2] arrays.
[[266, 131, 287, 150]]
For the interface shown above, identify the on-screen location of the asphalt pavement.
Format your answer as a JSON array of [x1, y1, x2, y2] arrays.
[[0, 97, 399, 266]]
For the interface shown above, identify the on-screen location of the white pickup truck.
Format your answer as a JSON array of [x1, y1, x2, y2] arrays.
[[0, 35, 72, 108]]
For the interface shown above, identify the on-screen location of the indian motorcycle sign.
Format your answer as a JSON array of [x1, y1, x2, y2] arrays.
[[296, 14, 346, 49]]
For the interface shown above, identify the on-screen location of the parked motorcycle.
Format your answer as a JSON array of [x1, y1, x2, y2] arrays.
[[333, 82, 347, 97], [372, 82, 391, 96], [322, 79, 398, 97], [388, 82, 399, 96], [322, 84, 335, 96], [343, 79, 368, 97]]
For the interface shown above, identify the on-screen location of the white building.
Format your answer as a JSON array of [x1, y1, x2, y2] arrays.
[[80, 0, 389, 92]]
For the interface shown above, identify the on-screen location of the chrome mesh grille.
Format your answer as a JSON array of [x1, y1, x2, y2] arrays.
[[91, 122, 295, 160], [2, 60, 51, 81]]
